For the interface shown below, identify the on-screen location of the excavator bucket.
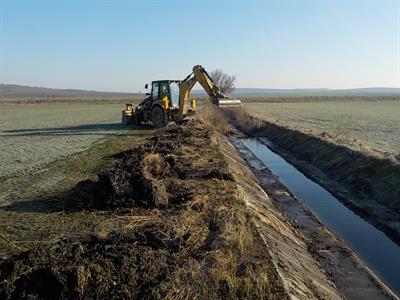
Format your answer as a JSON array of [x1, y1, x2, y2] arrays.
[[215, 97, 242, 108], [191, 65, 242, 108]]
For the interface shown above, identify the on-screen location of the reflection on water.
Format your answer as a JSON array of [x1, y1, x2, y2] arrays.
[[241, 138, 400, 295]]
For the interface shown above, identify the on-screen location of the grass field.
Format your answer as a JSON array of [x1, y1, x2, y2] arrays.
[[0, 102, 140, 179], [0, 102, 149, 204], [244, 99, 400, 154], [0, 101, 152, 256]]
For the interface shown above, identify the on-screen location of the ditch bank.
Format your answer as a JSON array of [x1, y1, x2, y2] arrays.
[[0, 120, 342, 299], [227, 112, 400, 246], [233, 137, 399, 298]]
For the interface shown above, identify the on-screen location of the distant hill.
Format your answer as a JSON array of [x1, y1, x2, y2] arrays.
[[1, 84, 399, 100], [230, 87, 400, 96], [191, 87, 400, 96], [0, 84, 141, 100]]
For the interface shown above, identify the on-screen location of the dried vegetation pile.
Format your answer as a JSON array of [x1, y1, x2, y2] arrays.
[[0, 115, 286, 299]]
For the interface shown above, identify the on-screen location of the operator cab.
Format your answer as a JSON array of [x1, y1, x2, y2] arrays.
[[149, 80, 181, 108]]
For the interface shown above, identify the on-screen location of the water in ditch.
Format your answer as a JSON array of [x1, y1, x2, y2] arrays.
[[240, 137, 400, 295]]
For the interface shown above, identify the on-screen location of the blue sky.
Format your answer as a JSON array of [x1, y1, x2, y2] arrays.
[[1, 0, 399, 92]]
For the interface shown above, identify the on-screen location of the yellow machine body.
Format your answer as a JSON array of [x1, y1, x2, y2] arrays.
[[122, 65, 240, 128]]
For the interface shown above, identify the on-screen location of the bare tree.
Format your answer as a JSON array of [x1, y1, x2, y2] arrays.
[[210, 69, 236, 95]]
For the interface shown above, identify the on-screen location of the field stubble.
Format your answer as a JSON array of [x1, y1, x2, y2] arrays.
[[0, 102, 141, 180], [244, 99, 400, 155]]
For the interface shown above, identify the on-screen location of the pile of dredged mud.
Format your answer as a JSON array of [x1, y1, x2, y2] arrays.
[[63, 121, 237, 211], [0, 121, 286, 299]]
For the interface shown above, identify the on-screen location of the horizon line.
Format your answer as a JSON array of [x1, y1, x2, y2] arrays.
[[1, 83, 400, 94]]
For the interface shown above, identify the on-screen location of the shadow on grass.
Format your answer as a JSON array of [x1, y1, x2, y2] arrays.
[[0, 197, 64, 213], [1, 123, 154, 137]]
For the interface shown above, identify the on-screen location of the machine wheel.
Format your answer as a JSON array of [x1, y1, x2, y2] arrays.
[[151, 106, 167, 128], [135, 108, 143, 126], [121, 113, 129, 126]]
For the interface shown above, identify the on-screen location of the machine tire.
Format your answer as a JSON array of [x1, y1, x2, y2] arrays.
[[121, 113, 129, 126], [135, 108, 143, 126], [151, 106, 167, 128]]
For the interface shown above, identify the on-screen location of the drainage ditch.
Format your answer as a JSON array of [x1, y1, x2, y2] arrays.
[[238, 137, 400, 295]]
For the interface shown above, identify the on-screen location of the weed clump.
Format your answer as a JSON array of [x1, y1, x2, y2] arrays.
[[222, 106, 262, 134], [199, 102, 232, 134], [395, 147, 400, 161]]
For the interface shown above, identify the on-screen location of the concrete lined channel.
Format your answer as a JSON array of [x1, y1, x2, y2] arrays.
[[239, 137, 400, 296]]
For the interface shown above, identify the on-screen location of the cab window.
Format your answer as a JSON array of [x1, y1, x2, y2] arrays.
[[169, 82, 179, 107], [152, 82, 159, 99], [159, 82, 169, 98]]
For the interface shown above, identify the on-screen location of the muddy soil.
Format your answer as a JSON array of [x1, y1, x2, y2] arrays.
[[0, 121, 287, 299], [62, 124, 233, 211], [0, 230, 177, 299]]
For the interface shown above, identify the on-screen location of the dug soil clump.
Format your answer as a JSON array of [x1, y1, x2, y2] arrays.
[[0, 120, 287, 299], [63, 124, 232, 211], [0, 230, 177, 299]]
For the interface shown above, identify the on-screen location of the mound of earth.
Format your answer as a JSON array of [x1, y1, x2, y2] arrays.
[[63, 124, 232, 211], [0, 229, 179, 299], [0, 121, 287, 299]]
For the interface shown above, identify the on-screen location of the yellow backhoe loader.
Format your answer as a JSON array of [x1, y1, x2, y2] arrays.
[[122, 65, 241, 128]]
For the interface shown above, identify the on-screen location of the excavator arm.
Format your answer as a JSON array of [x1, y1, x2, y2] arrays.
[[192, 65, 222, 100], [177, 65, 241, 121]]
